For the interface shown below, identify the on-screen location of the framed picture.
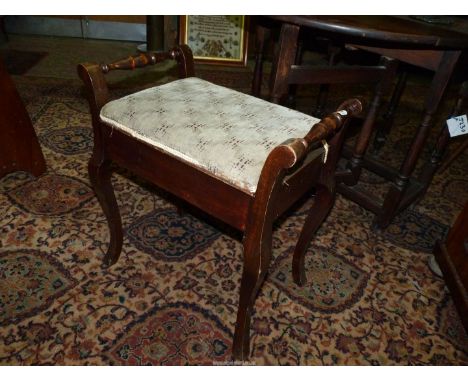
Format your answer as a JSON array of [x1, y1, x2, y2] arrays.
[[179, 16, 248, 66]]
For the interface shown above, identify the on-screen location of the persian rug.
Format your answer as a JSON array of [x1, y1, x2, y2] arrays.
[[0, 68, 467, 365]]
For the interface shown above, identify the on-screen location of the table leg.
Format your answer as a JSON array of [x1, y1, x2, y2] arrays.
[[314, 43, 342, 117], [285, 39, 304, 108], [269, 23, 299, 104], [418, 80, 468, 184], [374, 50, 462, 228], [251, 24, 269, 97], [344, 56, 398, 185], [373, 67, 407, 150]]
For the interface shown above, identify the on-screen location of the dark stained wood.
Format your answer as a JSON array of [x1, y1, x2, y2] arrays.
[[292, 99, 357, 285], [433, 202, 468, 332], [269, 23, 299, 104], [78, 45, 362, 360], [269, 16, 468, 49], [262, 16, 468, 228], [105, 126, 251, 232], [232, 99, 361, 360], [374, 49, 461, 227], [337, 183, 382, 215], [251, 23, 269, 97], [343, 56, 398, 185], [0, 56, 46, 179], [88, 157, 122, 267], [418, 80, 468, 186], [340, 144, 400, 182], [290, 54, 398, 188], [350, 45, 444, 72], [314, 42, 342, 117], [0, 16, 7, 42], [146, 16, 164, 51], [287, 64, 389, 85], [374, 68, 408, 150], [100, 51, 173, 73]]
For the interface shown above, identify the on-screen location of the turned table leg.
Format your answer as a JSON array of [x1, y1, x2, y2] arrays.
[[418, 80, 468, 186], [373, 67, 407, 150], [374, 50, 462, 228]]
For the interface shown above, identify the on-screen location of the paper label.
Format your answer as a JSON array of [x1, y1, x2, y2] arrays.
[[447, 115, 468, 138], [321, 140, 329, 163]]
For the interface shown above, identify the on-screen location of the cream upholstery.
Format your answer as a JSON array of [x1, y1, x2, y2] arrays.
[[100, 77, 322, 194]]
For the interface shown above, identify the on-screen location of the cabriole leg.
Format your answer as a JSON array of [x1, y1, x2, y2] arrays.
[[88, 156, 123, 267], [232, 224, 272, 361], [292, 184, 334, 286]]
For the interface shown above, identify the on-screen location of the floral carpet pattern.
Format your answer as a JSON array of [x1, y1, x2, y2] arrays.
[[105, 302, 232, 365], [0, 66, 467, 365], [126, 209, 221, 262]]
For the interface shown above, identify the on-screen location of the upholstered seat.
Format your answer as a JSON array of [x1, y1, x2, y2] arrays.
[[100, 77, 322, 194], [78, 46, 361, 361]]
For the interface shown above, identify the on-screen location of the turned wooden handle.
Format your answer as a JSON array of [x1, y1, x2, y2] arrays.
[[100, 51, 175, 73], [276, 98, 363, 168], [304, 98, 362, 146]]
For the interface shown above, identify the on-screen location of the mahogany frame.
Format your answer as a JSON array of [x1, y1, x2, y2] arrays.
[[257, 16, 468, 228], [77, 45, 361, 361]]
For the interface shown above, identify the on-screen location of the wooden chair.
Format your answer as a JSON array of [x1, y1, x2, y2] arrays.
[[78, 45, 361, 361]]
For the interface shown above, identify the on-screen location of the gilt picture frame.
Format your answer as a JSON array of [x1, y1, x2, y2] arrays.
[[179, 16, 248, 66]]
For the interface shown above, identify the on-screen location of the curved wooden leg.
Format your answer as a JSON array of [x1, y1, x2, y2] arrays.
[[88, 156, 123, 267], [232, 225, 272, 361], [292, 184, 334, 286]]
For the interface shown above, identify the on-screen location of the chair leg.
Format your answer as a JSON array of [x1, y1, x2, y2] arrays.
[[313, 42, 342, 117], [292, 98, 353, 285], [373, 69, 407, 151], [292, 184, 334, 286], [232, 224, 273, 361], [251, 24, 268, 98], [88, 156, 123, 267]]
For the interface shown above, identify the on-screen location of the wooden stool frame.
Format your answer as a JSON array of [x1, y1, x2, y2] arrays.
[[78, 45, 361, 361]]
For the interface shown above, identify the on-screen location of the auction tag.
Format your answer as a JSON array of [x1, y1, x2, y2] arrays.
[[446, 114, 468, 137], [321, 140, 329, 163]]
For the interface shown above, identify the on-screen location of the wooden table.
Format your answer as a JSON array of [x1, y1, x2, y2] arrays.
[[264, 16, 468, 228], [0, 56, 46, 179]]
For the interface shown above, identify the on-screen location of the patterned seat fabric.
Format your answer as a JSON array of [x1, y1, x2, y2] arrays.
[[100, 77, 322, 194]]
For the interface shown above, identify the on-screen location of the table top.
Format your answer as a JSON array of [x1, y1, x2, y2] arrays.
[[269, 16, 468, 50]]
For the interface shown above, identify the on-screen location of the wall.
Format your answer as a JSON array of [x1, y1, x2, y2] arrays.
[[3, 16, 148, 42]]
